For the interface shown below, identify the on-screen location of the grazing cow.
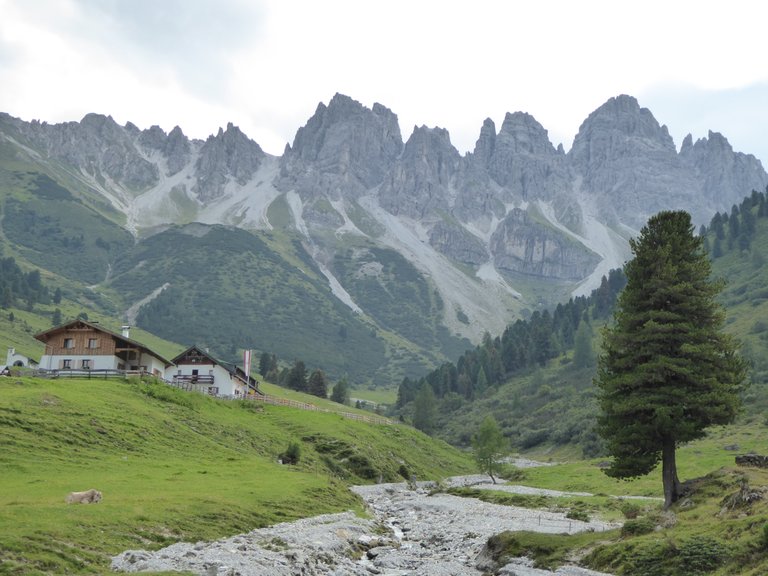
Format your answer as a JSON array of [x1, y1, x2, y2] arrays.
[[65, 489, 102, 504]]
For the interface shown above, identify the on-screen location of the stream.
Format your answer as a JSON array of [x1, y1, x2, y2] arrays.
[[111, 475, 617, 576]]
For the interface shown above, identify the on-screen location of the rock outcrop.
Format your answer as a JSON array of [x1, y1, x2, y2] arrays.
[[193, 123, 264, 202], [490, 208, 600, 280], [277, 93, 403, 200]]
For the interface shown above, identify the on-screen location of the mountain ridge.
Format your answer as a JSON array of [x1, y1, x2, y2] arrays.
[[1, 94, 766, 383]]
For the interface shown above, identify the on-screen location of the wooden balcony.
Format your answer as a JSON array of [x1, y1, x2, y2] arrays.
[[171, 374, 214, 385]]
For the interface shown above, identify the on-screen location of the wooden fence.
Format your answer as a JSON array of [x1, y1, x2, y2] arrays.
[[246, 394, 394, 426], [15, 368, 152, 380], [10, 368, 393, 427]]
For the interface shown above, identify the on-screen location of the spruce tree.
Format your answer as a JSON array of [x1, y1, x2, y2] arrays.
[[307, 369, 328, 399], [572, 320, 595, 369], [286, 360, 307, 392], [596, 210, 746, 509], [330, 377, 350, 405], [413, 382, 437, 434]]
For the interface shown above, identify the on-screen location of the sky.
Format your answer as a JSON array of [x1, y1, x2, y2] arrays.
[[1, 0, 767, 166]]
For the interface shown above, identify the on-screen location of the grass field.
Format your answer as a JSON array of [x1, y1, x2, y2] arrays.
[[0, 376, 474, 574], [465, 418, 768, 575]]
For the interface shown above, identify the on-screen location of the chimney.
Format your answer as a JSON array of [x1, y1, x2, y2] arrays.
[[121, 325, 131, 338], [6, 348, 14, 365]]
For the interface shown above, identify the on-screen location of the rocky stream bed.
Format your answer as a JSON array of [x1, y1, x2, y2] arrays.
[[111, 475, 618, 576]]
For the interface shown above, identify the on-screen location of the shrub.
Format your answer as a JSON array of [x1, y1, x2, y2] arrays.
[[761, 523, 768, 550], [676, 536, 728, 574], [621, 517, 655, 537], [346, 454, 377, 479], [566, 509, 590, 522], [625, 540, 676, 576], [280, 441, 301, 465], [619, 501, 641, 519]]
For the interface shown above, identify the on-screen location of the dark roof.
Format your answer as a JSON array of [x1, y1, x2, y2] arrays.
[[172, 345, 262, 394], [170, 345, 221, 366], [34, 320, 174, 366]]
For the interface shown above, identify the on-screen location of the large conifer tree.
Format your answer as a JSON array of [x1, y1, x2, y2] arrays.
[[596, 210, 746, 509]]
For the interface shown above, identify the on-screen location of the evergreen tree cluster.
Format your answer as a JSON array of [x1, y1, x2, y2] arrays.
[[396, 269, 626, 409], [0, 254, 51, 310], [702, 185, 768, 257], [258, 350, 347, 402]]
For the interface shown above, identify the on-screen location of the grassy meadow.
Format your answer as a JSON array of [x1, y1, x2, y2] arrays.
[[459, 417, 768, 575], [0, 376, 474, 575]]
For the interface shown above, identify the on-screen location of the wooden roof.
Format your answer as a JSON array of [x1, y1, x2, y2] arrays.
[[34, 320, 174, 366]]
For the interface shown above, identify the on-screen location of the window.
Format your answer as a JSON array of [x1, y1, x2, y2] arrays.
[[62, 359, 72, 369], [81, 359, 91, 370], [63, 338, 74, 349], [88, 338, 99, 349]]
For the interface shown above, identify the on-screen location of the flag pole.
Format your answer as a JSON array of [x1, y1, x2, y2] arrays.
[[243, 349, 252, 396]]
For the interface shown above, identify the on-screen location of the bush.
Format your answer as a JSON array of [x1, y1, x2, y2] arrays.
[[621, 517, 655, 537], [280, 441, 301, 465], [346, 454, 377, 479], [761, 523, 768, 549], [619, 501, 641, 519], [676, 536, 728, 574], [566, 509, 590, 522], [624, 540, 676, 576]]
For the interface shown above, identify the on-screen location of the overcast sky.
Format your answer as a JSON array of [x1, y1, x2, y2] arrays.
[[1, 0, 767, 166]]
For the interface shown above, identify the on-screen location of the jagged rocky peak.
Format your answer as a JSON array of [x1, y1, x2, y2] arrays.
[[164, 126, 191, 176], [471, 118, 497, 165], [569, 94, 677, 167], [680, 130, 768, 206], [378, 125, 461, 219], [278, 93, 403, 198], [497, 111, 557, 156], [28, 113, 160, 191], [566, 95, 701, 228], [478, 110, 568, 202], [193, 122, 264, 202], [137, 124, 168, 150]]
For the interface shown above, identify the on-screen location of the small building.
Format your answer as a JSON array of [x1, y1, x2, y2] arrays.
[[34, 320, 171, 377], [166, 345, 262, 397], [6, 347, 38, 369]]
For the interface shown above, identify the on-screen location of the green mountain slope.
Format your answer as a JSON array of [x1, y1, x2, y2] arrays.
[[0, 376, 473, 574], [0, 154, 469, 385], [406, 188, 768, 456]]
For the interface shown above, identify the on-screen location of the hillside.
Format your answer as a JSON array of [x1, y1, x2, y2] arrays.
[[0, 376, 474, 574], [401, 187, 768, 456]]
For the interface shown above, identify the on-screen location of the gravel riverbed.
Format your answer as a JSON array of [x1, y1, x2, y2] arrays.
[[111, 475, 617, 576]]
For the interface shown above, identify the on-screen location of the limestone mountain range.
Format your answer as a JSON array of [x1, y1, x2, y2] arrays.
[[0, 94, 765, 381]]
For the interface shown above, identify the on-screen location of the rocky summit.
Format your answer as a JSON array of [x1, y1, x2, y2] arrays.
[[0, 94, 765, 378]]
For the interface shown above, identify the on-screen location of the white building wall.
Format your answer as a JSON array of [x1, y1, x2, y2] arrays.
[[6, 348, 37, 367], [140, 353, 167, 377], [165, 362, 246, 396], [39, 354, 119, 371]]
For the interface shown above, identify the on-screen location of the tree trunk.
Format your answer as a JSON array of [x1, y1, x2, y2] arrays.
[[662, 438, 682, 509]]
